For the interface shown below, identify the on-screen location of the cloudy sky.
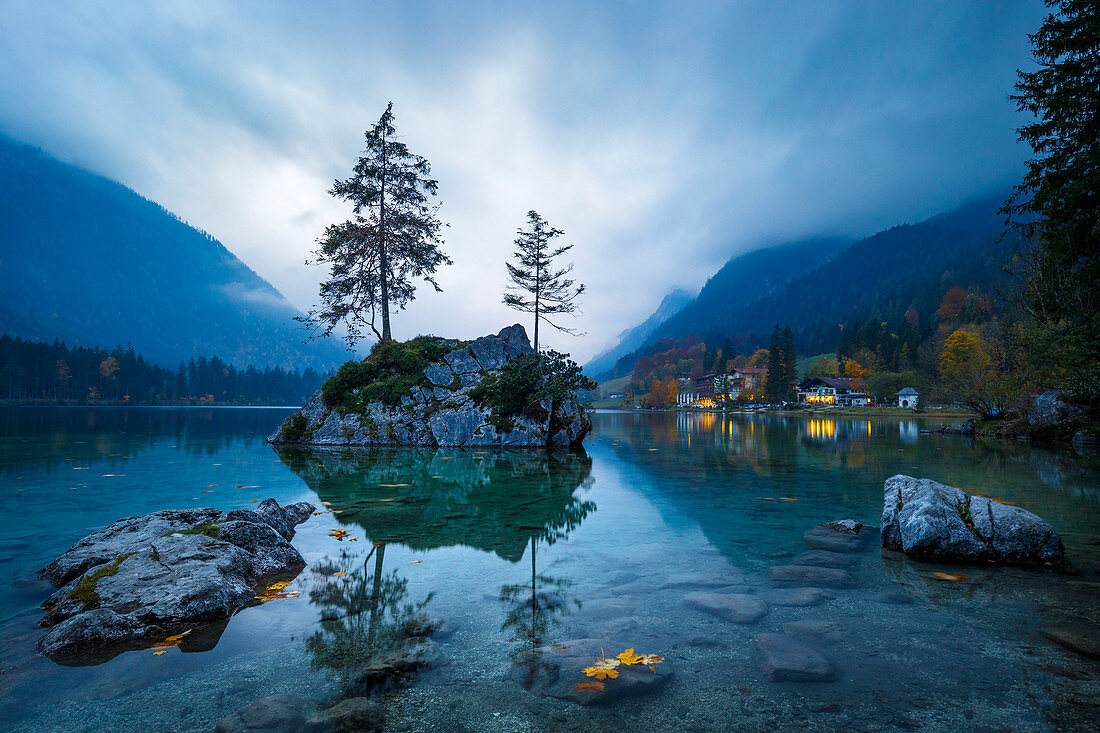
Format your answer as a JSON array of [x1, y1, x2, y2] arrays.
[[0, 0, 1043, 361]]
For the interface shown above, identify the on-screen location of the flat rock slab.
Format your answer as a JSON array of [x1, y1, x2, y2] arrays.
[[215, 695, 308, 733], [511, 638, 671, 705], [684, 592, 768, 623], [659, 572, 747, 591], [1042, 625, 1100, 659], [760, 588, 829, 607], [767, 565, 857, 589], [792, 550, 860, 569], [803, 526, 868, 553], [753, 633, 837, 682], [781, 620, 845, 646]]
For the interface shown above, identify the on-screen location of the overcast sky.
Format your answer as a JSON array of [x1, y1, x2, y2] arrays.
[[0, 0, 1043, 361]]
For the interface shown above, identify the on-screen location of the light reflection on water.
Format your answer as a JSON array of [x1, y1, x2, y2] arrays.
[[0, 407, 1097, 732]]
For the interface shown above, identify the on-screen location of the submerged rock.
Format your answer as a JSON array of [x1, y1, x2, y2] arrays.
[[683, 592, 768, 623], [803, 522, 875, 553], [36, 498, 314, 661], [881, 475, 1066, 568], [511, 638, 671, 705], [759, 587, 829, 607], [753, 633, 837, 682], [268, 324, 592, 449], [767, 565, 857, 589], [214, 695, 308, 733], [305, 697, 385, 733]]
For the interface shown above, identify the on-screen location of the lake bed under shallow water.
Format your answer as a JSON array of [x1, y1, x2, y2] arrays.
[[1, 407, 1097, 732]]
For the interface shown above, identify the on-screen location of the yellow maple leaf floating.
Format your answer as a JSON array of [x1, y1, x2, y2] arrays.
[[616, 648, 644, 666], [152, 650, 167, 656], [328, 529, 351, 541], [582, 657, 621, 680], [639, 653, 664, 665], [575, 680, 605, 693], [255, 580, 300, 602]]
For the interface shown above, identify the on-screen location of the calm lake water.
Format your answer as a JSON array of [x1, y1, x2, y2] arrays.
[[0, 406, 1097, 732]]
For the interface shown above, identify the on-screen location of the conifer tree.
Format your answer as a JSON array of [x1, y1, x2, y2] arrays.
[[502, 211, 585, 352], [302, 103, 450, 347]]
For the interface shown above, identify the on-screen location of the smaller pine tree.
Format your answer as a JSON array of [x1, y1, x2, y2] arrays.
[[502, 211, 585, 352]]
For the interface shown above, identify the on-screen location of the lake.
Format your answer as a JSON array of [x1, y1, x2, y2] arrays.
[[1, 406, 1097, 731]]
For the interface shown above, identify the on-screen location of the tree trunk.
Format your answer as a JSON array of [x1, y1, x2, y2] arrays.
[[379, 127, 391, 341], [367, 543, 386, 652]]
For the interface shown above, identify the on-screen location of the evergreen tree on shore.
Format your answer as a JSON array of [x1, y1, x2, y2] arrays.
[[765, 325, 798, 403]]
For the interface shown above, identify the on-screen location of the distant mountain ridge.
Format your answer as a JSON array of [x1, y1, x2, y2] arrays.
[[0, 136, 347, 369], [602, 194, 1011, 378], [584, 288, 694, 377]]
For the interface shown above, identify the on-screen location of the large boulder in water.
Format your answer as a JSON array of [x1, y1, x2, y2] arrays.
[[881, 475, 1065, 568], [36, 498, 314, 661], [268, 325, 592, 449]]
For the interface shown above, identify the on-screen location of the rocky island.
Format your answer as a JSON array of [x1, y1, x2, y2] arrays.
[[269, 325, 593, 449]]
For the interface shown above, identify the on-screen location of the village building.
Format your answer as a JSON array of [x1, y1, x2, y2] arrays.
[[896, 387, 919, 408], [796, 376, 855, 405], [732, 366, 768, 391]]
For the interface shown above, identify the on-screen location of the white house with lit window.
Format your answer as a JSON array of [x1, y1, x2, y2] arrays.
[[797, 376, 855, 405]]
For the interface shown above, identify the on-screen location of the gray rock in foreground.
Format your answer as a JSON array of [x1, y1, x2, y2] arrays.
[[36, 498, 314, 661], [881, 474, 1066, 568], [268, 324, 592, 449], [753, 633, 837, 682], [214, 695, 308, 733]]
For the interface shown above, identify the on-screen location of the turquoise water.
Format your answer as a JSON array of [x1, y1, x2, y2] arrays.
[[0, 407, 1097, 731]]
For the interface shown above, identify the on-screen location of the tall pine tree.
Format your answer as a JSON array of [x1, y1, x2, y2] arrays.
[[1003, 0, 1099, 405], [303, 103, 450, 347], [502, 211, 585, 352]]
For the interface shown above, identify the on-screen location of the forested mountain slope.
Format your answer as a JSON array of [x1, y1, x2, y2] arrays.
[[0, 136, 346, 369]]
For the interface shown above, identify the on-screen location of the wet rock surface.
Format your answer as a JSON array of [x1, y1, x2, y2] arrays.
[[511, 638, 672, 705], [760, 587, 829, 607], [214, 695, 309, 733], [268, 324, 592, 449], [881, 474, 1066, 567], [752, 633, 837, 682], [36, 498, 314, 661], [683, 592, 768, 623], [767, 565, 857, 589]]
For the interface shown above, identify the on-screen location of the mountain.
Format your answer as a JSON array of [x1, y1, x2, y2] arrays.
[[611, 194, 1012, 376], [600, 237, 849, 378], [584, 288, 694, 377], [717, 194, 1012, 354], [0, 136, 347, 370]]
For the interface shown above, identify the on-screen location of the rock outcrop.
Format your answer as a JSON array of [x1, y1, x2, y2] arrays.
[[881, 474, 1066, 568], [37, 498, 314, 661], [269, 325, 591, 449]]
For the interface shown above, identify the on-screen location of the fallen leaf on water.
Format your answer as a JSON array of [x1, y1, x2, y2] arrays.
[[321, 501, 332, 506], [575, 681, 605, 693], [329, 529, 350, 540], [582, 659, 621, 680], [332, 572, 348, 576], [202, 490, 213, 493], [250, 499, 260, 503], [378, 484, 410, 487], [349, 537, 358, 542], [639, 653, 664, 665], [616, 648, 644, 666], [756, 497, 775, 501], [409, 560, 422, 564], [152, 650, 167, 656], [779, 497, 798, 502], [931, 572, 969, 581], [255, 580, 299, 602]]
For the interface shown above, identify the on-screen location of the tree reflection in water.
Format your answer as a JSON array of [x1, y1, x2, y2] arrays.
[[276, 446, 597, 689]]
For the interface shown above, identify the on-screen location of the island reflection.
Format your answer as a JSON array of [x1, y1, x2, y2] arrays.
[[275, 447, 596, 560]]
